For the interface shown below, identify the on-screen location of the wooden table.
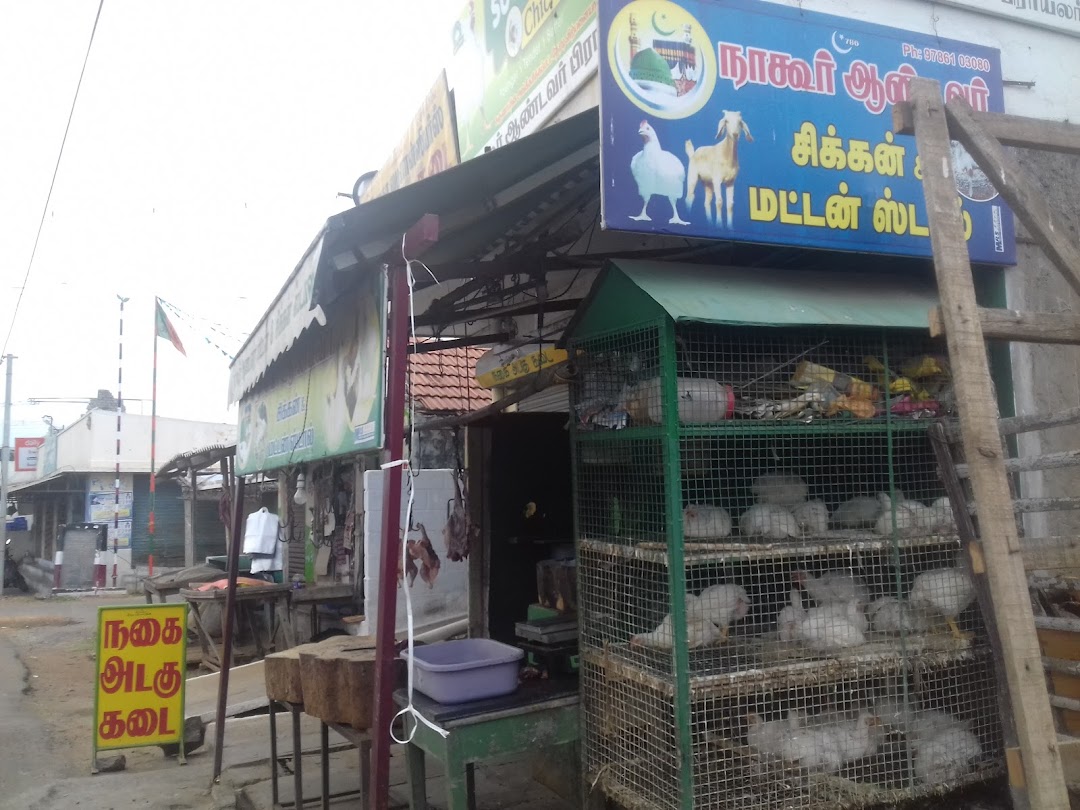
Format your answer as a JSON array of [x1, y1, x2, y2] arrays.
[[181, 584, 294, 671], [288, 583, 357, 640], [144, 579, 186, 604], [394, 680, 579, 810]]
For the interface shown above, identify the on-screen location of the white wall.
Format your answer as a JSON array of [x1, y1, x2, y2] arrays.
[[362, 469, 469, 637], [758, 0, 1079, 120]]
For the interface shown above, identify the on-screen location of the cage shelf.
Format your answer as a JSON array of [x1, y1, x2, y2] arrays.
[[575, 418, 940, 443], [582, 635, 984, 700], [578, 535, 963, 567], [591, 756, 1002, 810]]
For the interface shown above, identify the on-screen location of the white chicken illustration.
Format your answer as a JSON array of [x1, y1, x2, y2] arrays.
[[689, 583, 751, 640], [908, 566, 976, 639], [629, 120, 689, 226]]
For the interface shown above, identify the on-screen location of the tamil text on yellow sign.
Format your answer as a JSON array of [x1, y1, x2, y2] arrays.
[[360, 70, 459, 202], [94, 604, 187, 754]]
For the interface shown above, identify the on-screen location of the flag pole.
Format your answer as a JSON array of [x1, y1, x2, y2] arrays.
[[149, 298, 159, 577]]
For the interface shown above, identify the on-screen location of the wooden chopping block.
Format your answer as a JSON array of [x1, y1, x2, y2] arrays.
[[265, 641, 322, 704], [299, 636, 378, 729]]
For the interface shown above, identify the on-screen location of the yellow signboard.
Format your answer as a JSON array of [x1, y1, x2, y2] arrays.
[[93, 604, 187, 767], [360, 70, 460, 203], [476, 347, 569, 389]]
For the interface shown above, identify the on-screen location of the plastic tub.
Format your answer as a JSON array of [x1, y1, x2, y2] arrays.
[[401, 638, 524, 704]]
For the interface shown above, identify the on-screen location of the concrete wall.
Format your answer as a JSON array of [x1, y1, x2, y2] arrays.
[[1003, 148, 1080, 541]]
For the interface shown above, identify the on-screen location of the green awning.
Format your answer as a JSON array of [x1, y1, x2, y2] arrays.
[[564, 259, 940, 340]]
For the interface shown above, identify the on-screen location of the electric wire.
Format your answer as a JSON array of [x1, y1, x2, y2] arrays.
[[1, 0, 107, 358]]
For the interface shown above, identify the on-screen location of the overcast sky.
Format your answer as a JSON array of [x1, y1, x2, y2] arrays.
[[0, 1, 462, 438]]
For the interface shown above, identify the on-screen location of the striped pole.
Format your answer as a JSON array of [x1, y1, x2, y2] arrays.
[[149, 298, 159, 577], [110, 295, 130, 589]]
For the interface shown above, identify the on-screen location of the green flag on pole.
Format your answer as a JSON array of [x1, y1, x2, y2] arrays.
[[155, 299, 186, 356]]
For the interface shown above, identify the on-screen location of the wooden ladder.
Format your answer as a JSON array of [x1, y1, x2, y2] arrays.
[[897, 79, 1080, 810]]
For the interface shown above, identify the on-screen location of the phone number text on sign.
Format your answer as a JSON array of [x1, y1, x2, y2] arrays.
[[94, 605, 187, 752]]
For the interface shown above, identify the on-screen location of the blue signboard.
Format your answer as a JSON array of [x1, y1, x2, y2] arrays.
[[598, 0, 1015, 264]]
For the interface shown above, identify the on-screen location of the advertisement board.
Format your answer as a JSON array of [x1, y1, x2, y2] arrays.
[[450, 0, 600, 159], [361, 70, 460, 202], [598, 0, 1015, 264], [93, 604, 187, 765], [14, 437, 44, 472], [936, 0, 1080, 38], [87, 491, 134, 524], [235, 269, 386, 475]]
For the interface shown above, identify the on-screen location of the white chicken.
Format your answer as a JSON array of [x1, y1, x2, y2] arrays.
[[792, 500, 829, 536], [682, 505, 732, 540], [911, 718, 983, 783], [908, 567, 976, 639], [779, 722, 844, 772], [834, 710, 886, 763], [740, 504, 800, 539], [777, 589, 866, 651], [929, 496, 956, 532], [751, 473, 809, 506], [867, 596, 932, 634], [793, 568, 870, 611], [745, 711, 798, 757], [629, 121, 689, 226], [831, 496, 882, 529], [630, 612, 721, 650], [873, 493, 921, 536], [691, 583, 751, 640]]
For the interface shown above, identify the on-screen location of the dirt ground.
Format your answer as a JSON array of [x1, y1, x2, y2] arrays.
[[0, 593, 166, 794]]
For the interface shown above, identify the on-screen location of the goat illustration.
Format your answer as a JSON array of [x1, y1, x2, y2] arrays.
[[685, 110, 753, 229]]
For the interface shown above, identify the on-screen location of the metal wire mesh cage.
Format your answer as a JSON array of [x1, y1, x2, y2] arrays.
[[569, 318, 1002, 809]]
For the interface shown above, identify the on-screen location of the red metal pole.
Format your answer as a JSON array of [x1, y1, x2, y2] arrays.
[[371, 214, 439, 807], [370, 262, 410, 806]]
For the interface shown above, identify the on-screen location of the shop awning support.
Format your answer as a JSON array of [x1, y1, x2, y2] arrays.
[[371, 214, 440, 809]]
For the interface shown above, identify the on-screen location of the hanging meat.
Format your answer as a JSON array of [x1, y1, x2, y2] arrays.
[[397, 530, 418, 588], [412, 523, 441, 589], [443, 471, 477, 562]]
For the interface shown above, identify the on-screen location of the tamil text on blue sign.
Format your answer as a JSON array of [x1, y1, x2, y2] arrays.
[[598, 0, 1015, 264]]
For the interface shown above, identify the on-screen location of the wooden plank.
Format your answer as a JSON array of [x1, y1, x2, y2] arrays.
[[894, 101, 1080, 156], [954, 449, 1080, 477], [1024, 538, 1080, 572], [930, 305, 1080, 345], [185, 660, 269, 723], [943, 98, 1080, 300], [1046, 658, 1080, 678], [908, 78, 1069, 808], [945, 407, 1080, 441], [1014, 498, 1080, 514], [1001, 408, 1080, 437]]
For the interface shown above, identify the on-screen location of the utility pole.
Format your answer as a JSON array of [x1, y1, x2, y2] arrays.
[[0, 354, 14, 595]]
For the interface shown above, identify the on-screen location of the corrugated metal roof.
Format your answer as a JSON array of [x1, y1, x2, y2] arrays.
[[410, 347, 491, 414]]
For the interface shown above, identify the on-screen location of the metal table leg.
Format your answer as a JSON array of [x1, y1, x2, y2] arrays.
[[405, 742, 428, 810], [359, 738, 372, 809], [269, 700, 279, 807], [291, 705, 303, 809], [320, 722, 330, 810]]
